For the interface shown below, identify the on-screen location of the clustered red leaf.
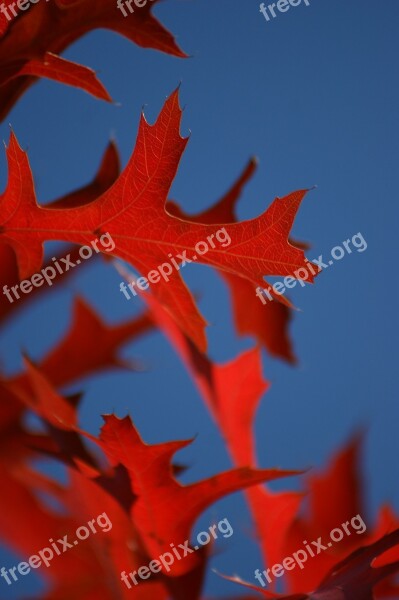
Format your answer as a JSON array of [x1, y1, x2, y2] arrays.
[[1, 5, 398, 600]]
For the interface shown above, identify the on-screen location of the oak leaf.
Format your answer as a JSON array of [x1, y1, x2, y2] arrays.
[[0, 90, 315, 351]]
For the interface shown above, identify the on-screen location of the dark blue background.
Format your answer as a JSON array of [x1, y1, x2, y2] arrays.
[[0, 0, 398, 597]]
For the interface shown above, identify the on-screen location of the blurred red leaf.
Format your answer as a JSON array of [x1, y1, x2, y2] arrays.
[[4, 296, 153, 391], [221, 529, 399, 599], [283, 436, 365, 592]]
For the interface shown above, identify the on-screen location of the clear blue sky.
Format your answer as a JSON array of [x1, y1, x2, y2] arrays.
[[0, 0, 398, 597]]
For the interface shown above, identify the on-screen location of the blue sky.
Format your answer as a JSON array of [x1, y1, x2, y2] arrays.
[[0, 0, 398, 597]]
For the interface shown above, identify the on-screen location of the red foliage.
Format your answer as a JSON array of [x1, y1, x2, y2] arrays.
[[0, 7, 398, 599]]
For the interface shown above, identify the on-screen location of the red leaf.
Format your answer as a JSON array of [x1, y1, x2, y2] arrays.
[[98, 413, 300, 576], [0, 89, 315, 351], [38, 297, 153, 386], [3, 297, 153, 393]]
